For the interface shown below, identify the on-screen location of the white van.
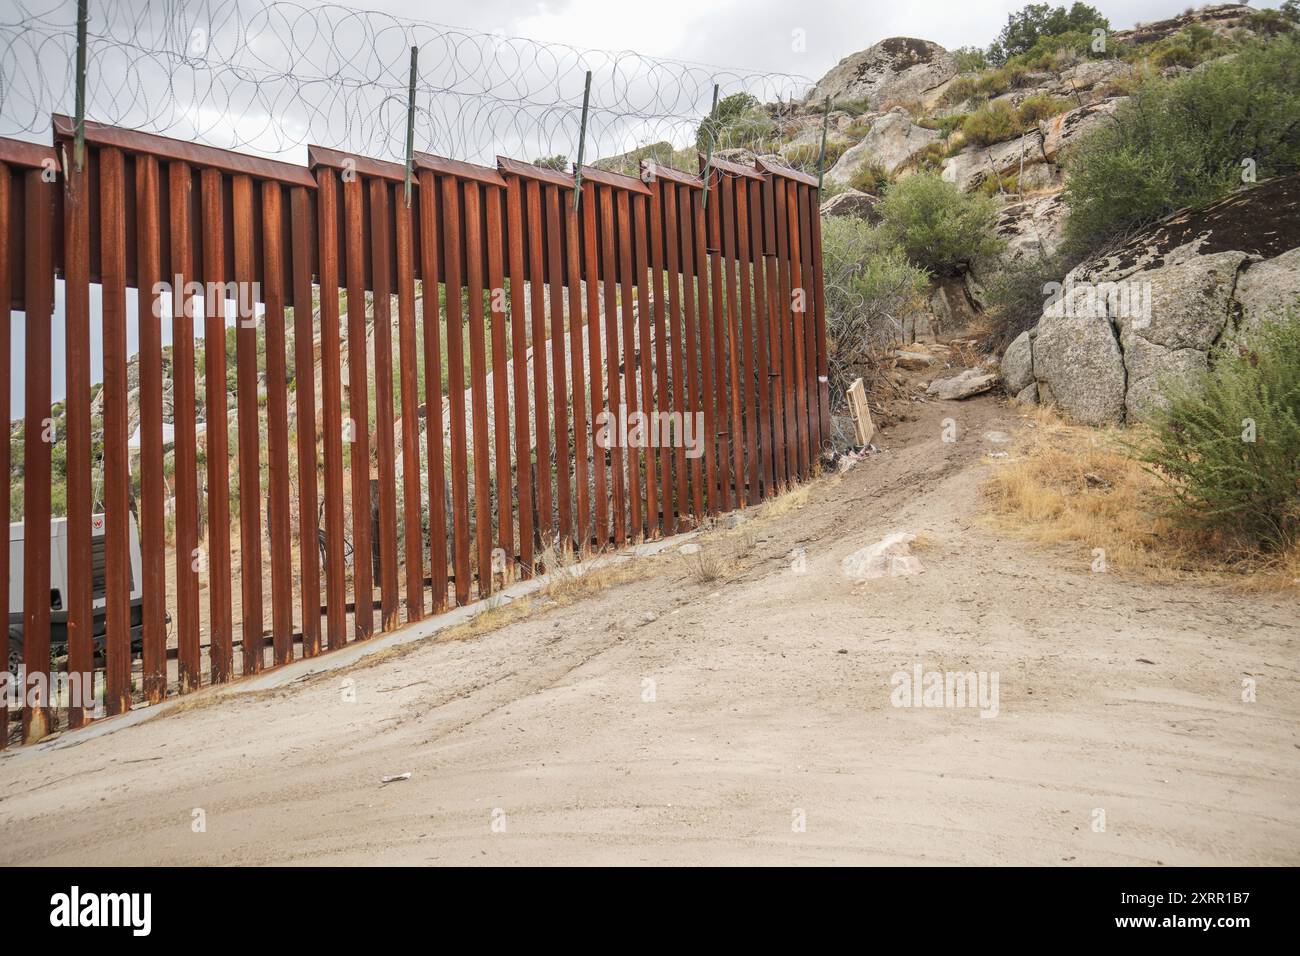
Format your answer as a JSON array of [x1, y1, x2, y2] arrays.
[[7, 512, 145, 675]]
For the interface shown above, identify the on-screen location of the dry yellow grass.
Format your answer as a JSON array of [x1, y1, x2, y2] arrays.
[[985, 406, 1299, 592]]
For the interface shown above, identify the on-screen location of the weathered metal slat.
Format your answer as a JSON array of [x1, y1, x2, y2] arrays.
[[704, 170, 728, 513], [99, 148, 132, 716], [315, 169, 349, 648], [662, 182, 688, 529], [290, 185, 323, 657], [720, 174, 747, 508], [342, 175, 375, 637], [63, 155, 95, 724], [631, 192, 659, 538], [544, 184, 572, 547], [0, 164, 10, 745], [200, 167, 234, 682], [795, 184, 816, 468], [734, 179, 761, 504], [441, 175, 472, 605], [395, 185, 424, 620], [646, 184, 671, 535], [523, 178, 553, 550], [583, 185, 609, 548], [19, 165, 56, 739], [615, 189, 640, 543], [368, 176, 400, 628], [261, 181, 294, 666], [136, 154, 168, 697], [758, 176, 785, 492], [566, 188, 592, 551], [783, 177, 809, 479], [808, 183, 831, 454], [677, 185, 703, 521], [417, 169, 450, 612], [598, 187, 624, 546], [232, 175, 264, 676], [462, 180, 494, 595], [485, 186, 514, 579], [167, 161, 202, 688], [505, 175, 535, 575], [691, 184, 718, 518]]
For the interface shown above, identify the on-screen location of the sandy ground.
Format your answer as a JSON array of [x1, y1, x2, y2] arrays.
[[1, 394, 1296, 866]]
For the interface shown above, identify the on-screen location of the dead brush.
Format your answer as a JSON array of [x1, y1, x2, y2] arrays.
[[984, 406, 1299, 590], [683, 548, 731, 585]]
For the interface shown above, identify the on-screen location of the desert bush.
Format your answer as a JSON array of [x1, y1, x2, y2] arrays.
[[963, 100, 1021, 145], [1016, 92, 1068, 124], [1138, 313, 1300, 551], [941, 75, 981, 107], [953, 46, 991, 72], [878, 173, 1004, 276], [696, 92, 775, 152], [821, 218, 930, 401], [1063, 34, 1300, 255], [848, 160, 892, 194], [532, 155, 568, 171]]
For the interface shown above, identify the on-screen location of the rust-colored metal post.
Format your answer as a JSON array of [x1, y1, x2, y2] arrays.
[[342, 175, 374, 636], [631, 192, 658, 538], [290, 185, 323, 657], [615, 189, 638, 544], [169, 161, 202, 688], [565, 189, 591, 552], [0, 165, 9, 744], [232, 174, 264, 676], [441, 175, 472, 605], [63, 150, 94, 724], [136, 154, 168, 699], [417, 170, 450, 611], [22, 166, 56, 737], [200, 168, 233, 682], [368, 177, 400, 628], [395, 180, 424, 619], [583, 185, 608, 549], [524, 180, 553, 551], [462, 180, 494, 595], [505, 176, 534, 574], [99, 148, 132, 715], [316, 169, 349, 648], [485, 186, 514, 577], [261, 181, 294, 666], [544, 185, 572, 547]]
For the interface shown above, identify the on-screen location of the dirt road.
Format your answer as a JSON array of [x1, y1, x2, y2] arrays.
[[2, 395, 1296, 865]]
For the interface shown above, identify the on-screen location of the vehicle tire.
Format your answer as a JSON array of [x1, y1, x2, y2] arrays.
[[7, 630, 22, 677]]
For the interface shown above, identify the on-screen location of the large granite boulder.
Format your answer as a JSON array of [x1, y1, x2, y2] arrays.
[[825, 108, 941, 181], [806, 37, 958, 111], [1010, 174, 1300, 424]]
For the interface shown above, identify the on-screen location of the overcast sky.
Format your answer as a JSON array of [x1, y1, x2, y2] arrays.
[[346, 0, 1217, 74]]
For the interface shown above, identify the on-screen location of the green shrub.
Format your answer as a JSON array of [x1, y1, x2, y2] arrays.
[[821, 218, 931, 399], [878, 172, 1004, 276], [941, 76, 980, 107], [848, 160, 892, 195], [963, 99, 1021, 146], [696, 92, 775, 152], [953, 46, 991, 72], [532, 155, 569, 171], [1016, 92, 1068, 125], [1138, 313, 1300, 551], [1063, 34, 1300, 255]]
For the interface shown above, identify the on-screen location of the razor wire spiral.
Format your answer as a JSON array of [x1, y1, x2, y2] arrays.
[[0, 0, 815, 170]]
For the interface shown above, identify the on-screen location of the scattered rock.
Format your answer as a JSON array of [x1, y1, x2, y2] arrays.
[[895, 350, 937, 370], [840, 532, 925, 581], [678, 543, 701, 556], [1000, 330, 1035, 395], [926, 368, 998, 400]]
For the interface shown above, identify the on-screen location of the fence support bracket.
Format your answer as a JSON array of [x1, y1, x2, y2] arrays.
[[74, 0, 88, 172], [404, 45, 418, 207], [572, 69, 592, 211], [702, 83, 720, 209]]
